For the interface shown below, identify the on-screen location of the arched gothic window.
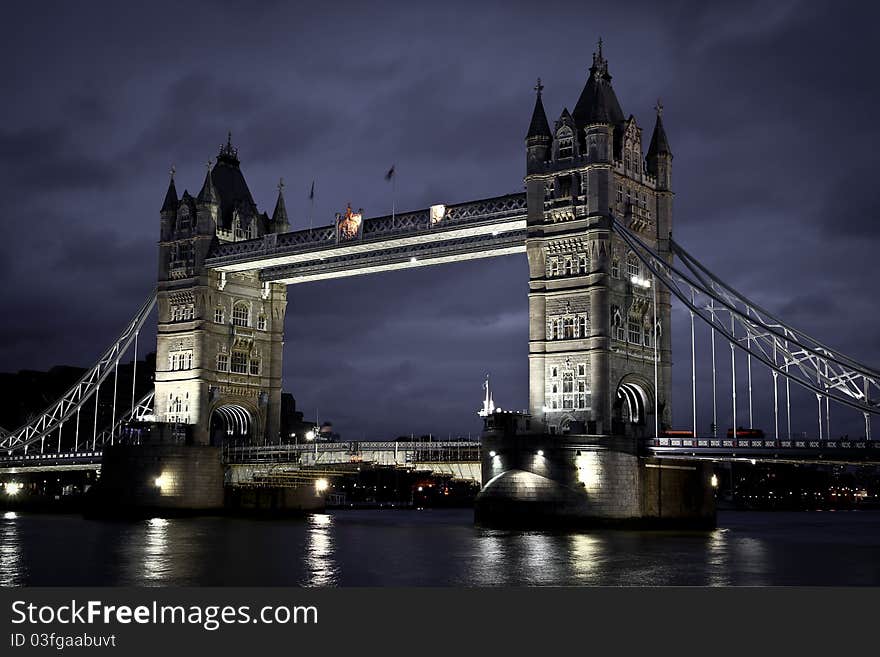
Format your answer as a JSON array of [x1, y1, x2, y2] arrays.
[[232, 302, 249, 327], [612, 307, 625, 341], [627, 254, 640, 278]]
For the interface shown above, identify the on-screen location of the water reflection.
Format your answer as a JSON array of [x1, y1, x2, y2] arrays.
[[2, 510, 876, 586], [302, 514, 338, 587], [471, 531, 509, 586], [520, 533, 562, 585], [568, 533, 605, 585], [0, 512, 24, 586], [730, 536, 769, 586], [706, 528, 731, 586], [141, 518, 170, 584]]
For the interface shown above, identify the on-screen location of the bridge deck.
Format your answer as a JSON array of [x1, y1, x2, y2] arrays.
[[3, 438, 879, 473], [204, 193, 527, 283]]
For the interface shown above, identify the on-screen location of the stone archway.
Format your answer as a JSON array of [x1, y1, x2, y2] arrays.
[[612, 376, 654, 436], [209, 403, 254, 446]]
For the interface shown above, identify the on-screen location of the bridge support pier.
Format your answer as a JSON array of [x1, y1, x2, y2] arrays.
[[474, 419, 715, 528], [92, 442, 224, 516]]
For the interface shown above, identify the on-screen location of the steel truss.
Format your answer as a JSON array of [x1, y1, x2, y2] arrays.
[[611, 219, 879, 429], [0, 291, 157, 455]]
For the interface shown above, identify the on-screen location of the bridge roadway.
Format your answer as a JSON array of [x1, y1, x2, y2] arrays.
[[203, 193, 528, 283], [2, 438, 880, 475]]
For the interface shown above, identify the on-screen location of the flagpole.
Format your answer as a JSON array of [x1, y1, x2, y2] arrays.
[[309, 180, 314, 236], [392, 170, 396, 222]]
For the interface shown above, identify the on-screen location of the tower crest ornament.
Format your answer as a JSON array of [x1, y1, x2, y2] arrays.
[[336, 204, 364, 242]]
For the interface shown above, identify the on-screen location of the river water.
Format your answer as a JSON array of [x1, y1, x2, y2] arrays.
[[2, 509, 879, 586]]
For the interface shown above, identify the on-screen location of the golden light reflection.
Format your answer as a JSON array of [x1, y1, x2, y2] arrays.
[[303, 513, 337, 587], [141, 517, 170, 584], [0, 512, 24, 586], [706, 528, 731, 586], [568, 534, 604, 584]]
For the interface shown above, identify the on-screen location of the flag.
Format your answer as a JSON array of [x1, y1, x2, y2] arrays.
[[385, 165, 395, 181], [308, 180, 315, 200]]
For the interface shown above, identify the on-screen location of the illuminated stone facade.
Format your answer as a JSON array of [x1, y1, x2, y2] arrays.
[[525, 46, 673, 436], [154, 138, 288, 445]]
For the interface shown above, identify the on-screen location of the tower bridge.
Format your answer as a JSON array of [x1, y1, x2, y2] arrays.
[[2, 43, 879, 525]]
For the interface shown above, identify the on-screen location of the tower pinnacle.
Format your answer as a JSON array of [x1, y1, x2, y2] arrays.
[[526, 78, 552, 141], [197, 158, 220, 205], [272, 176, 289, 231], [161, 166, 178, 214]]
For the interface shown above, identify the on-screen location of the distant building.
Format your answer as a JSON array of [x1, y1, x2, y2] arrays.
[[279, 393, 317, 443]]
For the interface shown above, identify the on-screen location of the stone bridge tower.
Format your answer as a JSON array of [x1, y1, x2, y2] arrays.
[[154, 136, 288, 445], [524, 43, 673, 437]]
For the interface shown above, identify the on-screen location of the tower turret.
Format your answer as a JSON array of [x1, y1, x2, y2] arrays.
[[526, 78, 552, 173], [160, 166, 178, 242], [196, 159, 220, 230], [646, 100, 673, 191], [271, 178, 290, 233]]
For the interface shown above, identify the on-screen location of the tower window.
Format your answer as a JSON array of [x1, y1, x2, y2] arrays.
[[232, 302, 249, 327], [551, 367, 558, 378], [628, 318, 641, 344], [257, 314, 267, 331], [558, 139, 573, 159], [562, 372, 574, 409], [577, 316, 587, 337], [214, 307, 224, 324], [627, 254, 640, 278], [217, 353, 229, 372], [168, 350, 193, 371], [558, 176, 572, 197], [578, 363, 586, 377], [578, 255, 588, 274], [613, 307, 625, 341], [611, 258, 621, 279], [231, 351, 248, 374], [564, 258, 573, 276], [563, 317, 574, 339], [170, 304, 193, 322], [249, 358, 261, 376]]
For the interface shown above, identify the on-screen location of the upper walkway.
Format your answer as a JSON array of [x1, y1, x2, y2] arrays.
[[204, 193, 527, 283]]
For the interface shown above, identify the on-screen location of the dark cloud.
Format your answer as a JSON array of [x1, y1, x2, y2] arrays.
[[2, 0, 879, 439]]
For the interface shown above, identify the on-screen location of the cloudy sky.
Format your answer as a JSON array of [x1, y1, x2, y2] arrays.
[[2, 0, 878, 439]]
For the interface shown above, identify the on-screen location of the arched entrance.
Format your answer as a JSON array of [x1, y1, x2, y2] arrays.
[[612, 377, 652, 436], [209, 404, 253, 446]]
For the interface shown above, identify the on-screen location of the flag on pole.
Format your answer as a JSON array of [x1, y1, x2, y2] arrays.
[[385, 165, 395, 181]]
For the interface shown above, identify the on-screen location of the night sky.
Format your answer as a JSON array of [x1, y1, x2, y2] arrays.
[[2, 1, 878, 440]]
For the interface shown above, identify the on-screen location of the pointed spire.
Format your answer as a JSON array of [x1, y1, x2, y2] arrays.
[[526, 77, 552, 141], [197, 158, 220, 205], [647, 99, 672, 159], [572, 38, 624, 127], [272, 177, 289, 227], [217, 130, 240, 165], [161, 165, 178, 213]]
